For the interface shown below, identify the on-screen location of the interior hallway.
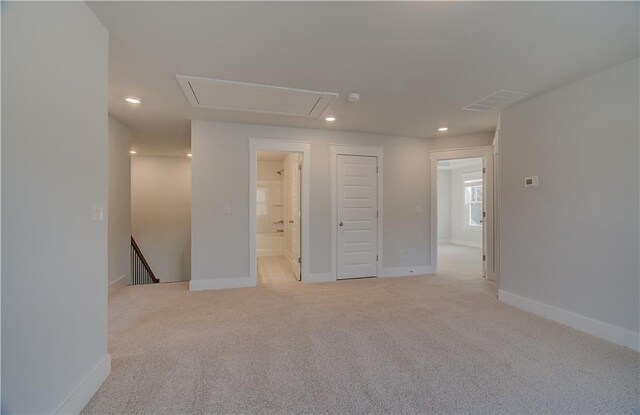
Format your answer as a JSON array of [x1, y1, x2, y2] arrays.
[[84, 273, 638, 414], [257, 255, 298, 285]]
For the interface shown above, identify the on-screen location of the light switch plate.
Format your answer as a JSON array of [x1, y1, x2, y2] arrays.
[[92, 203, 104, 221]]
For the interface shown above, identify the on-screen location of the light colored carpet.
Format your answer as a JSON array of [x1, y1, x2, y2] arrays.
[[438, 243, 483, 279], [258, 256, 298, 285], [83, 274, 639, 414]]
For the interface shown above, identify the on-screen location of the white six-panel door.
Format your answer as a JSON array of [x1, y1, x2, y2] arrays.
[[337, 155, 378, 279]]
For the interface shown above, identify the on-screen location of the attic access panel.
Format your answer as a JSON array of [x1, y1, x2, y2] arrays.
[[462, 89, 530, 112], [177, 75, 337, 118]]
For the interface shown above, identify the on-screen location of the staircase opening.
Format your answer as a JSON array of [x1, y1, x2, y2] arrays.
[[130, 152, 192, 284], [130, 236, 159, 285]]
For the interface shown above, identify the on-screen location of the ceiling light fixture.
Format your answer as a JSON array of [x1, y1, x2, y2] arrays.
[[130, 150, 137, 154], [187, 153, 192, 158], [125, 97, 141, 104], [438, 127, 448, 132], [325, 117, 336, 122]]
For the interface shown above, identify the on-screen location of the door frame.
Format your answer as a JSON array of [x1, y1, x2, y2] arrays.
[[429, 145, 495, 281], [330, 144, 383, 280], [249, 139, 310, 285]]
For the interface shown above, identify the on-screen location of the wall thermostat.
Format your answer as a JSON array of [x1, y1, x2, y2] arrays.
[[524, 176, 539, 188]]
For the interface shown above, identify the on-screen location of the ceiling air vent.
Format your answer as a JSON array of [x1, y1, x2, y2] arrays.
[[462, 89, 529, 112], [176, 75, 337, 118]]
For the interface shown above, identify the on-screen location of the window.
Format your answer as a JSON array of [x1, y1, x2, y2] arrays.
[[463, 172, 483, 227]]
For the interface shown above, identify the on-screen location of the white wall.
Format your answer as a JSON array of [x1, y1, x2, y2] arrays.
[[450, 162, 483, 248], [1, 4, 3, 404], [2, 2, 109, 413], [191, 120, 493, 282], [500, 58, 639, 348], [108, 116, 131, 292], [131, 156, 191, 282], [437, 169, 452, 242], [257, 160, 284, 181]]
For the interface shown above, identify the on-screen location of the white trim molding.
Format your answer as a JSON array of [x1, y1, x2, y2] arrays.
[[330, 144, 384, 281], [381, 266, 435, 278], [107, 274, 128, 295], [55, 354, 111, 414], [190, 277, 255, 291], [499, 290, 640, 352], [249, 139, 310, 285], [493, 115, 501, 284], [429, 146, 495, 282]]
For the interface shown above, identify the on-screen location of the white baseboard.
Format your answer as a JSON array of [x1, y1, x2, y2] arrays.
[[190, 277, 255, 291], [108, 274, 128, 294], [381, 266, 435, 278], [304, 272, 336, 283], [499, 289, 640, 352], [55, 354, 111, 414], [450, 239, 482, 248]]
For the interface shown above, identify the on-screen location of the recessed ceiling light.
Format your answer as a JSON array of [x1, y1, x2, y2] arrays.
[[129, 150, 137, 154], [438, 127, 448, 132], [187, 153, 192, 158], [325, 117, 336, 122], [125, 97, 141, 104]]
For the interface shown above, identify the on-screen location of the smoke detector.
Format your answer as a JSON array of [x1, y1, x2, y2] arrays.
[[347, 92, 360, 102]]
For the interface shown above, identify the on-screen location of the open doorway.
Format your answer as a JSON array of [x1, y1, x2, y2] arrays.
[[256, 151, 301, 284], [249, 139, 310, 285], [430, 146, 495, 282], [437, 158, 484, 279], [130, 152, 192, 285]]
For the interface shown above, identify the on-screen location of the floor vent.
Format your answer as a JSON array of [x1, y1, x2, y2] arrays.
[[177, 75, 337, 118], [462, 89, 529, 112]]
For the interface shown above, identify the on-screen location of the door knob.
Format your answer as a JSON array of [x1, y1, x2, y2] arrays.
[[339, 221, 344, 227], [289, 220, 295, 223]]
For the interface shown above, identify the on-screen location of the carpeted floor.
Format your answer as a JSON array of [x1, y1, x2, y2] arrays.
[[438, 243, 483, 279], [83, 272, 639, 414], [258, 256, 298, 285]]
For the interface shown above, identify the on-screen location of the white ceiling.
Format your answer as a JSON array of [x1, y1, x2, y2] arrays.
[[89, 2, 639, 156]]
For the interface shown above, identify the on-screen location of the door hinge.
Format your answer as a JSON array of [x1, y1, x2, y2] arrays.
[[298, 257, 301, 264], [483, 167, 486, 174], [377, 211, 379, 218], [483, 211, 486, 218], [298, 163, 302, 171], [376, 167, 379, 173], [376, 254, 379, 262], [483, 255, 486, 261]]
